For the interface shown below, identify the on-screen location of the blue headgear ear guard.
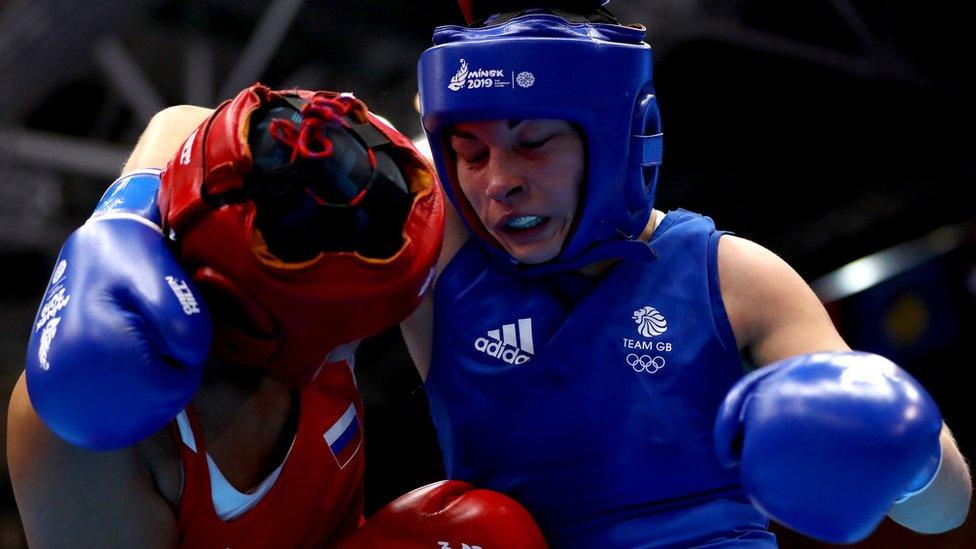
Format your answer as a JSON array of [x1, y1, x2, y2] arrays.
[[418, 13, 663, 272]]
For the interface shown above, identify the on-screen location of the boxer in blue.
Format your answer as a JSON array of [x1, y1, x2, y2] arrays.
[[401, 1, 973, 546], [13, 1, 970, 547]]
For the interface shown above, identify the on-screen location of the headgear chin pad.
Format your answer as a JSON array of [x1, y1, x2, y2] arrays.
[[159, 84, 444, 387], [419, 12, 663, 271]]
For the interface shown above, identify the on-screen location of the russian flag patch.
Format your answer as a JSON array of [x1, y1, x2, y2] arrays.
[[323, 403, 362, 469]]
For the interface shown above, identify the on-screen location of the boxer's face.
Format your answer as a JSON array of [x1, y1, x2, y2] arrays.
[[449, 119, 584, 264]]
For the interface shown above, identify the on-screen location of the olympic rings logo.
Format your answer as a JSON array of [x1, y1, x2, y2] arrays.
[[627, 354, 666, 374]]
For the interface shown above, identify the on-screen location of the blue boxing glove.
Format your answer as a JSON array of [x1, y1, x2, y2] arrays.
[[25, 170, 211, 450], [714, 351, 943, 543]]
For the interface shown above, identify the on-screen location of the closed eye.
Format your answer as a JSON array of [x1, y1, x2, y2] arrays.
[[458, 150, 487, 165], [521, 136, 553, 150]]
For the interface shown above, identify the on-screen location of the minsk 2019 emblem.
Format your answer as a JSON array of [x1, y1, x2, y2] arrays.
[[633, 306, 667, 337], [516, 71, 535, 88], [448, 58, 469, 91]]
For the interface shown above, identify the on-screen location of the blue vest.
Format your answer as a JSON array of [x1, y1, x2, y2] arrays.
[[427, 210, 776, 548]]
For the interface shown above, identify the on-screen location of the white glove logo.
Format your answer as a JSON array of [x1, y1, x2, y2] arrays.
[[37, 317, 61, 371], [36, 260, 71, 334], [166, 276, 201, 315], [438, 542, 482, 549], [50, 259, 67, 285], [179, 129, 198, 166], [633, 305, 667, 337], [36, 259, 72, 371]]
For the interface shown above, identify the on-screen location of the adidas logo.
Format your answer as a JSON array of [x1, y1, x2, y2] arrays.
[[474, 318, 534, 365]]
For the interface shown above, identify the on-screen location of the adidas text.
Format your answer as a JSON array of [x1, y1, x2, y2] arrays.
[[474, 338, 531, 365]]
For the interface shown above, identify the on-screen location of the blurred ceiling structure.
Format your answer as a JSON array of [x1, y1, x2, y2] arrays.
[[0, 0, 973, 279]]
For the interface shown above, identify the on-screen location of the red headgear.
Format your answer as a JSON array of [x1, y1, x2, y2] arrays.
[[159, 84, 444, 387]]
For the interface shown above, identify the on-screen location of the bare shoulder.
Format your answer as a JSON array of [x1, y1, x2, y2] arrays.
[[122, 105, 214, 172], [716, 236, 810, 311], [715, 235, 805, 338], [716, 235, 848, 365], [7, 373, 178, 547]]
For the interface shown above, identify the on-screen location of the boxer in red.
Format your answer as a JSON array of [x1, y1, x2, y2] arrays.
[[9, 85, 546, 548]]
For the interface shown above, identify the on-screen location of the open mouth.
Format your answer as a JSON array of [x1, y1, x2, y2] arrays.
[[503, 215, 547, 231]]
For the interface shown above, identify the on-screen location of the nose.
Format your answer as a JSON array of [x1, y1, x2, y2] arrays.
[[483, 155, 525, 203]]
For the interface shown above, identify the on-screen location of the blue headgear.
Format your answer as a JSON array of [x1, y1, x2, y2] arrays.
[[418, 12, 663, 272]]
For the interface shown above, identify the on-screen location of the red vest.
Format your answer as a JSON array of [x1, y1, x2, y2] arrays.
[[175, 363, 365, 548]]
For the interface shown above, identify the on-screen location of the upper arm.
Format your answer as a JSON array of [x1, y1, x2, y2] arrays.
[[436, 198, 470, 277], [719, 236, 973, 531], [401, 200, 469, 380], [717, 235, 849, 366], [401, 292, 435, 380], [122, 105, 214, 173], [7, 373, 179, 548]]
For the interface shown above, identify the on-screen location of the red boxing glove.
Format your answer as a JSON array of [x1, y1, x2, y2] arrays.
[[336, 480, 547, 549]]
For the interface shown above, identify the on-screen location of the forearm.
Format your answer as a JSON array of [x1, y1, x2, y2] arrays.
[[887, 422, 972, 533], [9, 375, 179, 548]]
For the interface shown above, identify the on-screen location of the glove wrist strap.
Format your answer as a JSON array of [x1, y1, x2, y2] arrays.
[[92, 169, 163, 226]]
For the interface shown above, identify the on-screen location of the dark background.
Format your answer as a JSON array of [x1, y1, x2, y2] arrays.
[[1, 0, 973, 546]]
